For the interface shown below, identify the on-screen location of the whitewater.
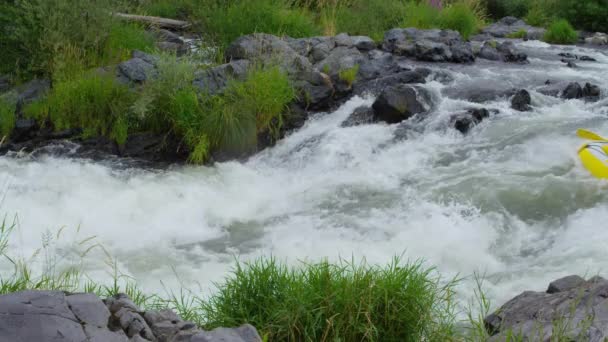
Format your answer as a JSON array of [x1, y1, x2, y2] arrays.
[[1, 40, 607, 309]]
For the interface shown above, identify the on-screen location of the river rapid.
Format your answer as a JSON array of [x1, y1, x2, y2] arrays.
[[1, 40, 608, 310]]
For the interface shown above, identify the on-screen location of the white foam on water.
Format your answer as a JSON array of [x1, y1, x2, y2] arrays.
[[1, 42, 608, 311]]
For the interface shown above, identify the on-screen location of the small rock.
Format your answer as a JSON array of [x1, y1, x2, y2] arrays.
[[107, 293, 140, 314], [334, 33, 353, 47], [511, 89, 532, 111], [547, 275, 585, 294], [451, 108, 491, 134], [561, 82, 583, 99], [118, 58, 157, 83], [579, 55, 596, 62], [341, 106, 375, 127], [372, 85, 432, 124], [583, 82, 601, 98], [496, 41, 527, 63], [478, 41, 501, 61], [558, 52, 576, 59], [352, 36, 376, 51], [190, 324, 262, 342], [566, 61, 577, 68]]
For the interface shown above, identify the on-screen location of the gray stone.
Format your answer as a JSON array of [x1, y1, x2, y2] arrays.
[[383, 28, 474, 63], [496, 41, 528, 63], [562, 82, 583, 99], [451, 108, 491, 134], [341, 106, 375, 127], [334, 33, 354, 47], [84, 325, 129, 342], [478, 42, 501, 61], [485, 276, 608, 341], [372, 85, 432, 124], [118, 58, 157, 83], [192, 60, 250, 95], [311, 38, 336, 63], [511, 89, 532, 111], [157, 29, 185, 44], [583, 83, 601, 99], [354, 70, 427, 95], [0, 290, 86, 342], [117, 308, 154, 339], [352, 36, 376, 51], [190, 324, 262, 342], [314, 46, 364, 77], [107, 293, 140, 314], [585, 32, 608, 45], [547, 275, 585, 294], [144, 309, 182, 325], [66, 293, 111, 327], [482, 16, 546, 40], [132, 51, 160, 66]]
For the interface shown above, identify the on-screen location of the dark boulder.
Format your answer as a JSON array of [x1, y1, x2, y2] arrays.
[[481, 16, 546, 40], [583, 82, 601, 100], [117, 57, 157, 83], [485, 275, 608, 341], [579, 55, 596, 62], [314, 46, 365, 78], [562, 82, 583, 99], [511, 89, 532, 111], [354, 69, 427, 95], [451, 108, 491, 134], [372, 85, 432, 124], [477, 41, 501, 61], [341, 106, 376, 127], [496, 41, 528, 63], [383, 28, 474, 63]]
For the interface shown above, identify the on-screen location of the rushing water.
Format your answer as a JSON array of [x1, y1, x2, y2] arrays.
[[1, 40, 608, 309]]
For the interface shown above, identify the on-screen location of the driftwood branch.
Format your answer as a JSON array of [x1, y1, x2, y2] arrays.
[[113, 13, 191, 30]]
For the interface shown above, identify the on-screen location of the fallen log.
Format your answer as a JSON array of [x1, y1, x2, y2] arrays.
[[114, 13, 191, 30]]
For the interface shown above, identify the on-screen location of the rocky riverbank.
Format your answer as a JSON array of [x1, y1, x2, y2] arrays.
[[0, 290, 261, 342], [1, 17, 606, 165]]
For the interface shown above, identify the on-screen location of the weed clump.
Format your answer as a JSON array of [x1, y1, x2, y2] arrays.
[[543, 19, 578, 44]]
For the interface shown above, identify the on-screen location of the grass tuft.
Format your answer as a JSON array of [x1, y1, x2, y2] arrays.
[[0, 98, 16, 140], [439, 2, 480, 40], [543, 19, 578, 44], [338, 64, 359, 87], [507, 29, 528, 39], [201, 256, 458, 341]]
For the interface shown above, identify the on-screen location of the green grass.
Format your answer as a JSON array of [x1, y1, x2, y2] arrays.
[[25, 73, 135, 145], [402, 2, 440, 30], [543, 19, 578, 44], [439, 2, 479, 40], [200, 257, 458, 341], [0, 98, 16, 140], [338, 64, 359, 87], [506, 29, 528, 39], [335, 0, 409, 42]]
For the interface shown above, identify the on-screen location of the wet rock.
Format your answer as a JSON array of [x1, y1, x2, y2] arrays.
[[192, 60, 250, 95], [585, 32, 608, 45], [451, 108, 491, 134], [341, 106, 375, 127], [485, 276, 608, 341], [482, 16, 546, 40], [310, 38, 337, 63], [511, 89, 532, 111], [334, 33, 353, 47], [562, 82, 583, 99], [496, 41, 527, 63], [66, 293, 111, 327], [372, 85, 432, 124], [11, 118, 37, 141], [383, 28, 474, 63], [583, 82, 601, 99], [566, 61, 577, 68], [547, 275, 585, 294], [477, 41, 501, 61], [558, 52, 577, 59], [15, 78, 50, 114], [190, 324, 262, 342], [580, 55, 596, 62], [443, 83, 516, 103], [354, 69, 427, 95]]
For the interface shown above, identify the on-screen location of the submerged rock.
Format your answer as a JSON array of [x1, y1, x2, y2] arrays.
[[451, 108, 491, 134], [562, 82, 583, 99], [485, 275, 608, 341], [511, 89, 532, 111], [372, 84, 432, 124], [341, 106, 376, 127], [0, 290, 262, 342]]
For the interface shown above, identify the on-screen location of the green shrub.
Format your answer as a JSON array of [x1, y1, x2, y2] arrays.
[[26, 73, 135, 145], [197, 0, 320, 48], [402, 2, 440, 30], [547, 0, 608, 33], [0, 99, 16, 139], [439, 2, 479, 39], [507, 29, 528, 38], [543, 19, 578, 44], [103, 22, 156, 64], [201, 257, 457, 341], [486, 0, 530, 19], [338, 64, 359, 87], [525, 2, 551, 27], [140, 0, 195, 18], [335, 0, 409, 41]]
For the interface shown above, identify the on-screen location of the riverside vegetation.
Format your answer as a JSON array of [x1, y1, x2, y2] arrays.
[[1, 0, 608, 340]]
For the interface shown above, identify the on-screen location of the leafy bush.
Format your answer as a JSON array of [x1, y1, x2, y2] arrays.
[[26, 73, 135, 145], [440, 2, 479, 39], [335, 0, 409, 41], [402, 2, 440, 30], [547, 0, 608, 33], [201, 257, 457, 341], [0, 98, 16, 139], [543, 19, 578, 44], [196, 0, 319, 48], [486, 0, 531, 19]]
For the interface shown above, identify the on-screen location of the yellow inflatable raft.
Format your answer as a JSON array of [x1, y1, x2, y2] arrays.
[[579, 142, 608, 179]]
